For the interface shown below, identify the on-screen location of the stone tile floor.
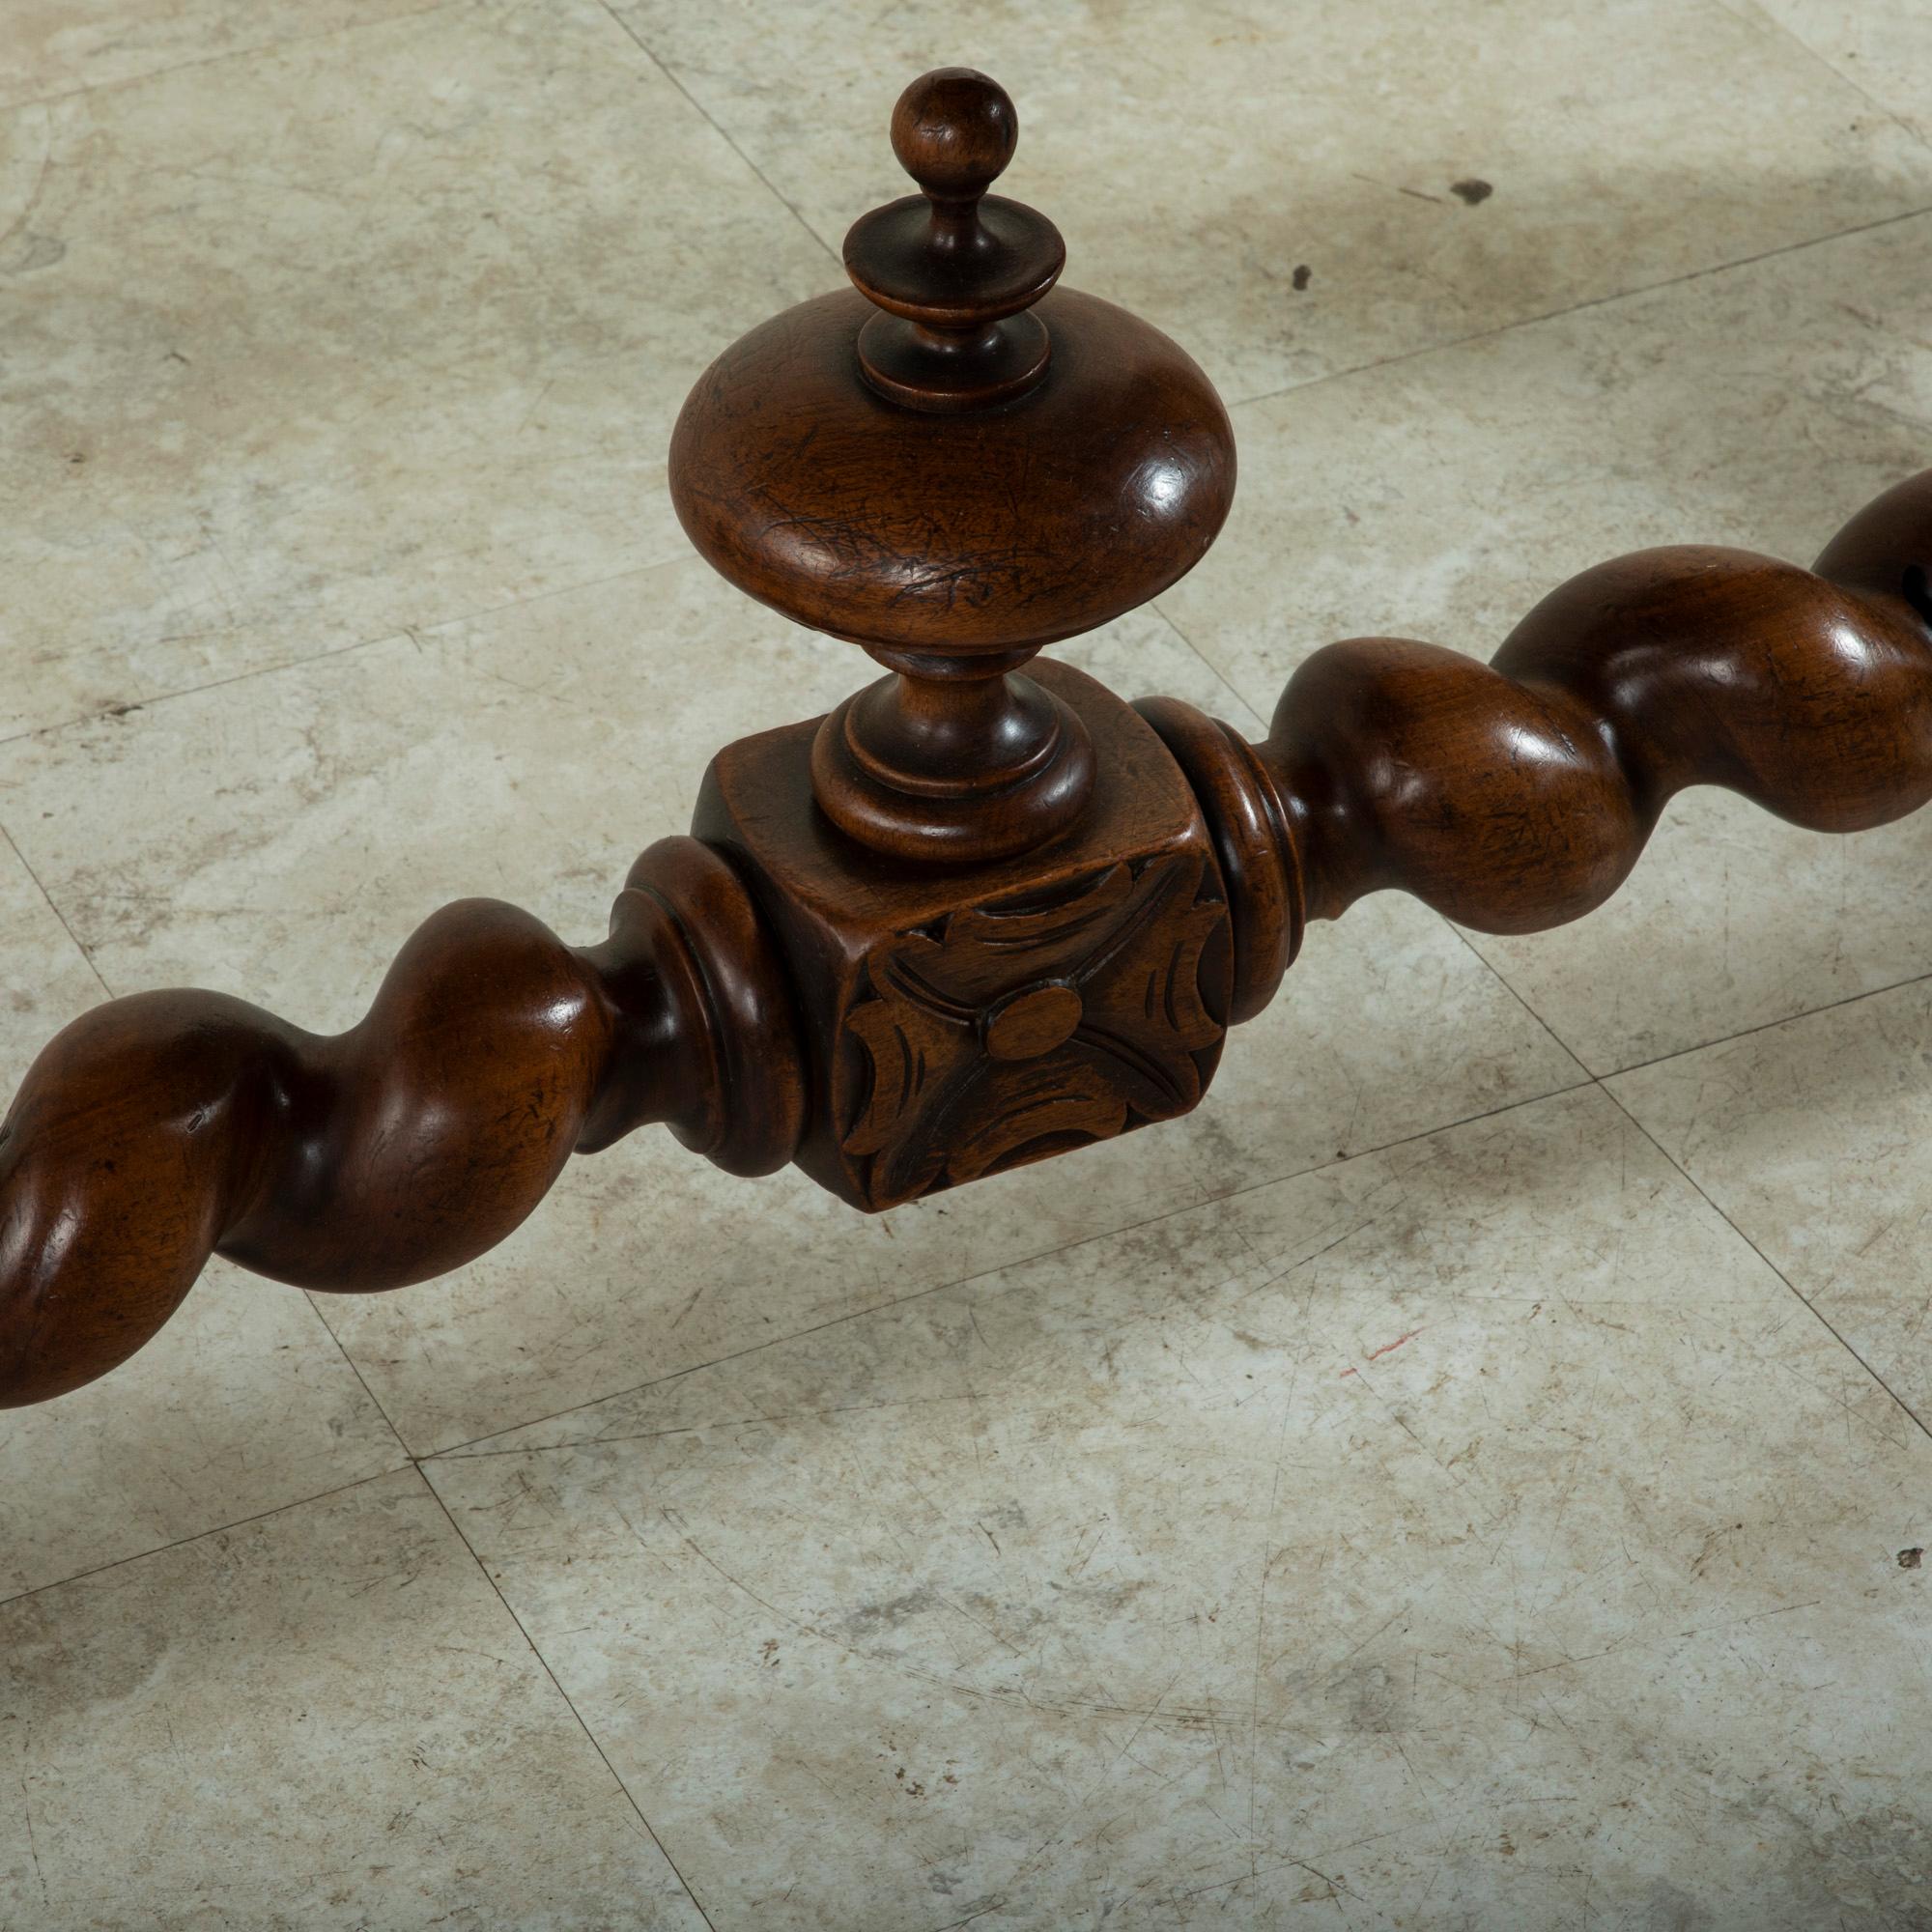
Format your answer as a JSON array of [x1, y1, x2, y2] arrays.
[[2, 1, 1929, 1925]]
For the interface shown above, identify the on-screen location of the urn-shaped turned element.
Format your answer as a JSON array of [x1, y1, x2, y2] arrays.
[[669, 67, 1236, 863]]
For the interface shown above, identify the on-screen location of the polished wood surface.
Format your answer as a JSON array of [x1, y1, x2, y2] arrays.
[[844, 66, 1065, 414], [695, 657, 1230, 1211], [3, 65, 1929, 1409], [670, 285, 1235, 658], [0, 840, 803, 1406], [668, 69, 1236, 865], [1139, 468, 1932, 1024]]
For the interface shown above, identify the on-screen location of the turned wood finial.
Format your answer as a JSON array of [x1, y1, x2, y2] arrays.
[[843, 68, 1065, 412], [669, 67, 1237, 864], [17, 62, 1932, 1416]]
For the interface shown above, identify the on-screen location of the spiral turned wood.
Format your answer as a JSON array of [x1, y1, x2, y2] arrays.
[[9, 62, 1932, 1416], [9, 472, 1931, 1411], [0, 838, 802, 1406], [1139, 469, 1932, 1024]]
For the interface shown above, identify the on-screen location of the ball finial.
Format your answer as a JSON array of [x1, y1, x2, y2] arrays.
[[890, 69, 1017, 202], [671, 63, 1238, 864], [843, 68, 1064, 413]]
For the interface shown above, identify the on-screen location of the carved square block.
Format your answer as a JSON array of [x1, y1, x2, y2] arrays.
[[692, 661, 1232, 1210]]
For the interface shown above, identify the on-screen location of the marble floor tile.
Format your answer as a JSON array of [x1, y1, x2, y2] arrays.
[[0, 0, 831, 741], [1610, 977, 1932, 1425], [1746, 0, 1932, 147], [0, 1467, 706, 1929], [0, 556, 1578, 1453], [0, 822, 103, 1081], [6, 0, 1931, 1918], [429, 1087, 1932, 1929], [0, 0, 448, 111], [0, 1253, 406, 1603], [1159, 208, 1932, 1074], [614, 0, 1932, 409]]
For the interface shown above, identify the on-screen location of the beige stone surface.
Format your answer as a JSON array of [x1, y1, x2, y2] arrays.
[[1159, 208, 1932, 1074], [3, 0, 1931, 1923], [0, 1252, 407, 1603], [0, 821, 102, 1081], [0, 826, 406, 1604], [0, 0, 831, 742], [1611, 979, 1932, 1425], [614, 0, 1932, 408], [430, 1090, 1932, 1928], [0, 0, 446, 110], [0, 563, 1581, 1454], [1746, 0, 1932, 146], [0, 1468, 706, 1928]]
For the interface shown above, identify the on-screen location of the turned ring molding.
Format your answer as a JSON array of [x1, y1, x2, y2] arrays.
[[3, 69, 1929, 1408]]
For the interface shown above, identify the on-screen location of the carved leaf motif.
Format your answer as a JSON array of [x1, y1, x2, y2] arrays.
[[840, 853, 1227, 1207], [841, 933, 972, 1167], [941, 1060, 1127, 1188], [1073, 856, 1224, 1120]]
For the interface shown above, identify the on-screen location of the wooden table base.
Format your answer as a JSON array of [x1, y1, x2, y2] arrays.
[[4, 70, 1929, 1408]]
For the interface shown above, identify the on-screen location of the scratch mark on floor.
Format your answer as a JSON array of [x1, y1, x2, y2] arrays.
[[1366, 1328, 1424, 1362]]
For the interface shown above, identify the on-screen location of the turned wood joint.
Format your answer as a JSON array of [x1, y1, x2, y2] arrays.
[[665, 68, 1242, 1209], [4, 67, 1932, 1407], [670, 69, 1235, 867]]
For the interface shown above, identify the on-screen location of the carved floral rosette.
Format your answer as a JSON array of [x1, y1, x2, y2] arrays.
[[840, 854, 1229, 1207]]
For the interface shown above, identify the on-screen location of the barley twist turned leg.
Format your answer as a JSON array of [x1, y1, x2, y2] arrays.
[[1140, 470, 1932, 1023], [0, 839, 801, 1406]]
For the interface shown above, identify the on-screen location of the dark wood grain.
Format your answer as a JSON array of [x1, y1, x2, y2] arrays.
[[5, 60, 1931, 1412], [669, 69, 1236, 865], [1139, 468, 1932, 1025], [695, 658, 1231, 1210], [845, 68, 1065, 414], [0, 840, 803, 1406]]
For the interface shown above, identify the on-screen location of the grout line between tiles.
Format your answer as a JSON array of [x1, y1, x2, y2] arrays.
[[1595, 960, 1932, 1080], [0, 0, 464, 114], [412, 1464, 723, 1932], [596, 2, 843, 271], [380, 547, 745, 652], [13, 20, 1931, 1598], [0, 820, 114, 1000], [305, 1285, 425, 1462], [3, 1453, 724, 1926], [0, 1464, 407, 1610], [1414, 914, 1932, 1457], [1447, 921, 1595, 1084], [424, 1069, 1602, 1463], [1601, 1085, 1932, 1446], [0, 532, 749, 758], [1220, 199, 1932, 415], [1707, 0, 1932, 159], [7, 1054, 1916, 1607], [14, 906, 1921, 1596], [0, 543, 715, 756], [9, 104, 1919, 770], [0, 630, 396, 754], [1141, 604, 1271, 735]]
